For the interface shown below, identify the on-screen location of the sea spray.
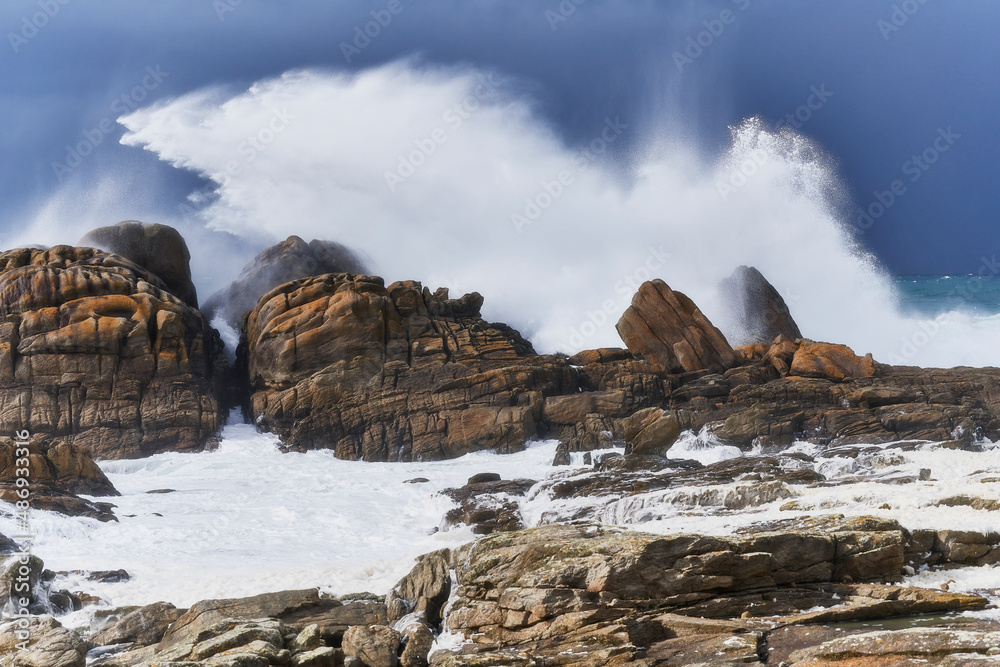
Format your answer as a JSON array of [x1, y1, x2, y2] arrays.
[[12, 61, 1000, 368]]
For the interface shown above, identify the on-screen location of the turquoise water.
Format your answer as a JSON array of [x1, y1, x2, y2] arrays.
[[895, 275, 1000, 318]]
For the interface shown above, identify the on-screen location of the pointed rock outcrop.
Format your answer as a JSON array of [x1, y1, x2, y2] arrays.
[[616, 279, 736, 373], [719, 265, 802, 345]]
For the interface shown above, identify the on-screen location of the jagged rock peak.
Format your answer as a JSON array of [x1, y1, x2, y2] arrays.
[[720, 264, 802, 346]]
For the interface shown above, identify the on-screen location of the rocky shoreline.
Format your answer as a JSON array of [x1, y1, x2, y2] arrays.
[[0, 221, 998, 666]]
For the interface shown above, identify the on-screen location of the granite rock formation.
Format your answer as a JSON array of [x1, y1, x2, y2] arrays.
[[241, 273, 574, 461], [616, 279, 736, 373], [0, 246, 225, 460], [203, 235, 368, 331], [0, 433, 118, 520], [436, 522, 992, 665], [80, 220, 199, 308], [719, 265, 802, 345], [238, 269, 1000, 461]]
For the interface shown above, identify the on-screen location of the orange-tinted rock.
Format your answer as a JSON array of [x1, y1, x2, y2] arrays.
[[242, 274, 574, 461], [204, 235, 367, 330], [791, 340, 879, 381], [566, 348, 632, 366], [734, 343, 769, 363], [616, 279, 736, 373], [0, 246, 225, 459], [621, 407, 680, 456], [765, 336, 800, 375]]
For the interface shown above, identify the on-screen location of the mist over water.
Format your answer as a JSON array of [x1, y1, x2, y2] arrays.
[[15, 61, 1000, 368]]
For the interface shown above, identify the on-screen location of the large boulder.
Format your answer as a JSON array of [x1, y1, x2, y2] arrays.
[[719, 265, 802, 345], [0, 433, 118, 520], [159, 589, 386, 649], [80, 220, 198, 308], [0, 616, 89, 667], [620, 407, 680, 456], [342, 625, 401, 667], [0, 434, 115, 496], [203, 235, 368, 330], [92, 601, 184, 647], [241, 274, 574, 461], [790, 339, 879, 381], [0, 246, 225, 459], [386, 551, 452, 628], [616, 279, 736, 373]]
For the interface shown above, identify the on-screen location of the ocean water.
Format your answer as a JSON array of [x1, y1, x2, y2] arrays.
[[896, 275, 1000, 319]]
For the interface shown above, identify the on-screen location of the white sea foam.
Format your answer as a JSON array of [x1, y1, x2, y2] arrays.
[[0, 425, 561, 615], [3, 427, 999, 630]]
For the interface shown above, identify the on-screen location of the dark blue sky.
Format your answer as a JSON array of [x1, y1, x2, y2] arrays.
[[1, 0, 997, 274]]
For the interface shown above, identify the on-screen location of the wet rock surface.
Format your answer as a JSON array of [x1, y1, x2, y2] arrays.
[[720, 265, 802, 346], [0, 615, 90, 667], [441, 475, 537, 534], [0, 433, 118, 520]]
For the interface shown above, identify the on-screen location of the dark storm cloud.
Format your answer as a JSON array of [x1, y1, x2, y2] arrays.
[[1, 0, 998, 273]]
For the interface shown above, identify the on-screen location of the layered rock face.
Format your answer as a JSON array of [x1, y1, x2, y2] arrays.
[[36, 518, 1000, 666], [719, 264, 802, 345], [242, 273, 574, 460], [240, 270, 1000, 460], [80, 220, 199, 308], [0, 246, 225, 459], [437, 522, 992, 665], [204, 235, 368, 331], [616, 278, 736, 373]]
